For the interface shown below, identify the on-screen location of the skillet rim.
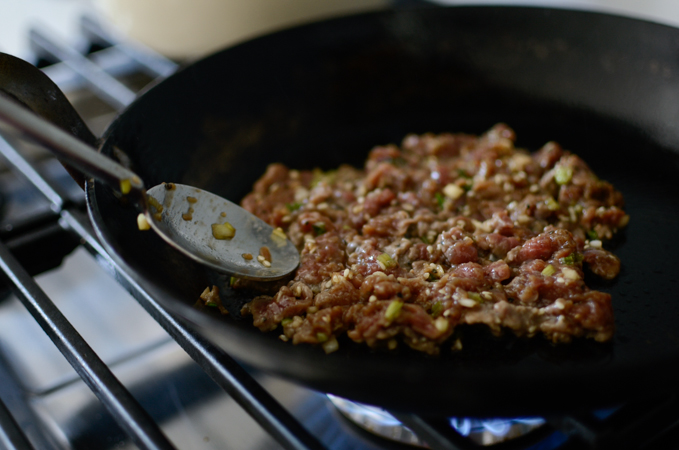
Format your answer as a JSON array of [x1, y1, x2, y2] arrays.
[[86, 5, 679, 416]]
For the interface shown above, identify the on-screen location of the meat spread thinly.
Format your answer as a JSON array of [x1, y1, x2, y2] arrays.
[[229, 124, 627, 354]]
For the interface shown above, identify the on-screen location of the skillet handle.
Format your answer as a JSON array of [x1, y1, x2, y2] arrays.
[[0, 52, 98, 189]]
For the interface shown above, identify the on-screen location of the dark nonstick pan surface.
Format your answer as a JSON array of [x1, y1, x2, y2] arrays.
[[87, 6, 679, 416]]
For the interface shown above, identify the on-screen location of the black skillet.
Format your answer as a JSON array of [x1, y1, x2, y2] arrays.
[[6, 6, 679, 417]]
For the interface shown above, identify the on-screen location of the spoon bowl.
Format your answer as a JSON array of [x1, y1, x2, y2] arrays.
[[145, 183, 298, 280]]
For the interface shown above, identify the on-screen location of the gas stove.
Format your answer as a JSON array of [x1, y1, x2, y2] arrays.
[[1, 6, 679, 450]]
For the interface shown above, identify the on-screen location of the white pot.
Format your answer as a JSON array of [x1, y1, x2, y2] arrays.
[[96, 0, 389, 60]]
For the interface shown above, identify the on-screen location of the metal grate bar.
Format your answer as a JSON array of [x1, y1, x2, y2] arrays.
[[29, 27, 136, 110], [61, 208, 327, 450], [0, 241, 177, 450], [0, 396, 34, 450], [548, 395, 679, 449], [0, 135, 68, 210], [79, 15, 179, 79]]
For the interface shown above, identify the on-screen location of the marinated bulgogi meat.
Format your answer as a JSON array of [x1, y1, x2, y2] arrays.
[[228, 124, 627, 355]]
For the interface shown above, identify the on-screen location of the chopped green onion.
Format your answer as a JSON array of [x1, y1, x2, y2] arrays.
[[310, 168, 336, 188], [468, 292, 483, 303], [420, 235, 431, 245], [541, 264, 556, 276], [312, 222, 326, 236], [119, 178, 132, 195], [281, 318, 292, 326], [206, 301, 218, 307], [560, 253, 584, 265], [457, 169, 471, 179], [286, 202, 302, 212], [229, 276, 237, 287], [435, 192, 445, 209], [377, 253, 398, 270], [316, 332, 328, 343], [385, 300, 404, 321], [212, 222, 236, 240], [545, 197, 560, 211], [431, 301, 444, 317], [555, 166, 573, 185], [587, 229, 599, 240], [310, 168, 324, 188]]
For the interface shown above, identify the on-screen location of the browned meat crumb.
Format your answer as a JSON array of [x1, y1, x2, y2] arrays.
[[197, 285, 228, 315], [233, 124, 627, 354]]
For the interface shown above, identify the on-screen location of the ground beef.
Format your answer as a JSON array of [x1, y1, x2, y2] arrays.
[[235, 124, 628, 354]]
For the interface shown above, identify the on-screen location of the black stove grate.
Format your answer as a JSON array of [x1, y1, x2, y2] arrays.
[[0, 14, 677, 450]]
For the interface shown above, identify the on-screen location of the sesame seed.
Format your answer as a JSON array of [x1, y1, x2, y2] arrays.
[[562, 267, 579, 280], [443, 183, 464, 199], [459, 298, 478, 308], [434, 317, 449, 332], [517, 214, 532, 224], [272, 227, 287, 240]]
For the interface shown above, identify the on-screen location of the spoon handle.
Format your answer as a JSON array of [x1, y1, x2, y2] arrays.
[[0, 92, 145, 198]]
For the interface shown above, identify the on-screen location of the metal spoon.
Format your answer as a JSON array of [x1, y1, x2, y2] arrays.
[[0, 93, 299, 280]]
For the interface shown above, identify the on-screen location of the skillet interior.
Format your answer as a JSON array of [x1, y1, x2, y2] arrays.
[[89, 6, 679, 416]]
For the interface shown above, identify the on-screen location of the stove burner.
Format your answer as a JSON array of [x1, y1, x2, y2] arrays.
[[450, 416, 545, 446], [328, 394, 546, 447], [328, 395, 424, 446]]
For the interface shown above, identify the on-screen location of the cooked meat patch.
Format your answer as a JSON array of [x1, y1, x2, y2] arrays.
[[232, 124, 627, 354]]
